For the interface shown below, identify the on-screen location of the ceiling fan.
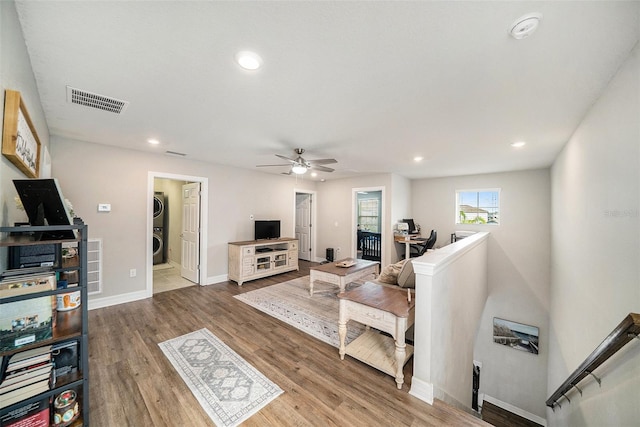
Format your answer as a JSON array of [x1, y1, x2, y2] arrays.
[[256, 148, 337, 175]]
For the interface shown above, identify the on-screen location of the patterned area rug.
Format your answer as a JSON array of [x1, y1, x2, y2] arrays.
[[159, 328, 283, 427], [234, 275, 365, 348]]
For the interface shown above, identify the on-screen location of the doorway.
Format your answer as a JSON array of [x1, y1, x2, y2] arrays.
[[352, 187, 385, 266], [147, 172, 208, 297], [294, 189, 316, 262]]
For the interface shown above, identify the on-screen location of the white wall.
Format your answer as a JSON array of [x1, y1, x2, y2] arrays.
[[547, 43, 640, 426], [412, 168, 551, 419], [316, 174, 393, 265], [0, 1, 50, 229], [50, 136, 316, 301]]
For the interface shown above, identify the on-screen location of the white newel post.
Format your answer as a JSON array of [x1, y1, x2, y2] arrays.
[[409, 232, 489, 410]]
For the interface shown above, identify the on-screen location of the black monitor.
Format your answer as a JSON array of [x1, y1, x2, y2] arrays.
[[254, 220, 281, 240], [14, 178, 76, 239], [402, 218, 418, 234]]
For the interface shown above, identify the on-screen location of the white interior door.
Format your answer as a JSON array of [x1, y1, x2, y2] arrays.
[[295, 193, 312, 261], [181, 182, 200, 283]]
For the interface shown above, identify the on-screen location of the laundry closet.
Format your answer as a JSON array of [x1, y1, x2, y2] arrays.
[[152, 178, 185, 266]]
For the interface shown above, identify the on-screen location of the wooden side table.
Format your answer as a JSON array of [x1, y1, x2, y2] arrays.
[[338, 282, 415, 389], [308, 259, 379, 295]]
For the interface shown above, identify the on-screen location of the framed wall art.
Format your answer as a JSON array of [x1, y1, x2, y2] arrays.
[[493, 317, 539, 355], [2, 89, 41, 178]]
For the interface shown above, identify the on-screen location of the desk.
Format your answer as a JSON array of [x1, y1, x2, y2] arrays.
[[309, 259, 379, 295], [394, 235, 423, 259], [338, 282, 415, 389]]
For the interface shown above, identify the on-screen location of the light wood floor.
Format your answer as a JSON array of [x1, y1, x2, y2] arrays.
[[88, 261, 492, 426]]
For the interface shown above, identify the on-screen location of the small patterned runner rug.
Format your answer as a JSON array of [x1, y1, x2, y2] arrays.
[[234, 275, 365, 348], [159, 328, 283, 427]]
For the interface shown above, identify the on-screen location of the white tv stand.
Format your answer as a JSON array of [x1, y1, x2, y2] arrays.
[[228, 238, 299, 286]]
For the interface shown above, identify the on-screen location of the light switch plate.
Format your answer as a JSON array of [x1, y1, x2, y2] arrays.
[[98, 203, 111, 212]]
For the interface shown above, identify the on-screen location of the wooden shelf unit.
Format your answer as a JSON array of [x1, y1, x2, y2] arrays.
[[228, 238, 298, 286], [0, 223, 89, 426]]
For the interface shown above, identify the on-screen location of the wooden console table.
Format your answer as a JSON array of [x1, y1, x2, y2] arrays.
[[228, 238, 298, 286], [308, 259, 378, 295], [338, 282, 415, 389]]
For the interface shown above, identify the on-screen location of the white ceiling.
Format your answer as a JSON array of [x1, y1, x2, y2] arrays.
[[14, 1, 640, 181]]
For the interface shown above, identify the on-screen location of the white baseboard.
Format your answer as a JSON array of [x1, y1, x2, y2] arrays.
[[88, 289, 150, 310], [409, 376, 434, 405], [481, 394, 547, 426], [205, 274, 229, 285]]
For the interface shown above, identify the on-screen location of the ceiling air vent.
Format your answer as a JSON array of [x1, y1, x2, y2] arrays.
[[66, 86, 129, 114], [165, 151, 187, 157]]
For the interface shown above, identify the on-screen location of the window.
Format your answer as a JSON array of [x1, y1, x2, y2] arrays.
[[456, 189, 500, 225], [358, 198, 380, 232]]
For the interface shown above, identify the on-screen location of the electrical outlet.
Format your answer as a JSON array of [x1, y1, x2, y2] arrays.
[[129, 269, 136, 278]]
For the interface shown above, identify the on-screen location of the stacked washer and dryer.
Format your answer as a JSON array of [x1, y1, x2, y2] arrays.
[[153, 192, 168, 265]]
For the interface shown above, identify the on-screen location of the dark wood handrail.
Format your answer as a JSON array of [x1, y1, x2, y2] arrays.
[[546, 312, 640, 409]]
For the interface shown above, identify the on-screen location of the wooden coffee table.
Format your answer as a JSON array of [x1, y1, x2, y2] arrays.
[[338, 282, 415, 389], [308, 259, 379, 296]]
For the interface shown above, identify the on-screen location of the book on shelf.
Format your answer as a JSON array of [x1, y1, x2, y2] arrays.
[[5, 353, 51, 373], [5, 345, 52, 365], [0, 296, 53, 352], [0, 396, 49, 427], [0, 377, 50, 409], [0, 274, 56, 299], [0, 266, 54, 280], [0, 368, 52, 394], [1, 363, 52, 389], [1, 345, 53, 387]]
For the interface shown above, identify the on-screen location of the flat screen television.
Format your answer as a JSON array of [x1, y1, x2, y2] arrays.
[[254, 220, 280, 240], [14, 178, 76, 239]]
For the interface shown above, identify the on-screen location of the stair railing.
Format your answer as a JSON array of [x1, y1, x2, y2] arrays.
[[546, 312, 640, 410]]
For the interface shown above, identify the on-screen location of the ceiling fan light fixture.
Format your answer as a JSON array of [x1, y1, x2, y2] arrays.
[[291, 163, 307, 174]]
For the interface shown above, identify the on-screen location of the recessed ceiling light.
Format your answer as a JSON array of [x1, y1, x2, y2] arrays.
[[511, 141, 526, 148], [235, 51, 262, 70], [510, 13, 543, 40], [414, 156, 424, 162], [311, 172, 318, 177], [147, 139, 160, 145]]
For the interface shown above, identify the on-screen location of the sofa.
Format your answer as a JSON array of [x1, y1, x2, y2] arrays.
[[370, 258, 415, 289]]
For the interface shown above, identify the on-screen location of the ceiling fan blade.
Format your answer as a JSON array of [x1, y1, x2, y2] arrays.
[[310, 164, 334, 172], [275, 154, 297, 163], [306, 158, 337, 165], [256, 164, 290, 167]]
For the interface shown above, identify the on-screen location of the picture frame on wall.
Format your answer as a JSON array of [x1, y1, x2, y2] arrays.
[[493, 317, 539, 355], [2, 89, 41, 178]]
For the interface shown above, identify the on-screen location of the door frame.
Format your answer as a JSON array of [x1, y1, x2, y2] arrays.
[[293, 188, 318, 262], [147, 171, 208, 298], [352, 186, 385, 267]]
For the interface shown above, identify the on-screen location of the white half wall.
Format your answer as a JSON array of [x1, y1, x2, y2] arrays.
[[410, 232, 489, 410]]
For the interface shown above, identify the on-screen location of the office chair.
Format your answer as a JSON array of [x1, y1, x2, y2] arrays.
[[410, 230, 437, 258]]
